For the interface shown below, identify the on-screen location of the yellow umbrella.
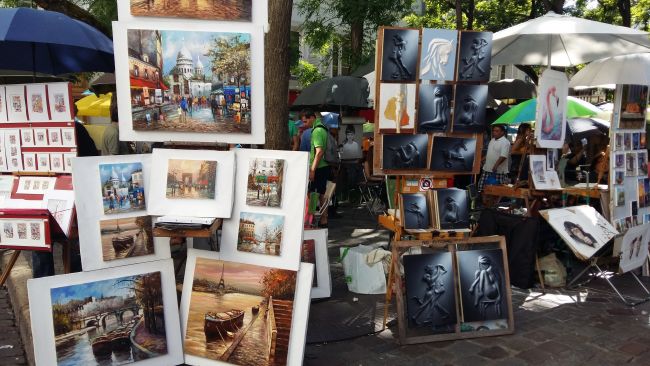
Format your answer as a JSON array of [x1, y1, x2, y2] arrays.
[[75, 92, 112, 117]]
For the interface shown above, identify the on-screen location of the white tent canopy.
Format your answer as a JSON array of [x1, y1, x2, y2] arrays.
[[570, 53, 650, 87]]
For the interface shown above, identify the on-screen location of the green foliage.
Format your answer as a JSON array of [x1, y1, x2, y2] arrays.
[[52, 304, 73, 335], [291, 60, 325, 88], [207, 35, 251, 87]]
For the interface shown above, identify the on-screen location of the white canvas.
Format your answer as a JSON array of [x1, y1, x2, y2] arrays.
[[149, 148, 235, 217], [0, 218, 48, 249], [0, 175, 14, 198], [0, 86, 7, 122], [46, 82, 72, 121], [112, 20, 266, 144], [49, 153, 65, 173], [619, 223, 650, 273], [47, 128, 62, 146], [43, 189, 75, 237], [61, 127, 76, 147], [20, 128, 34, 147], [33, 128, 47, 147], [27, 259, 184, 366], [304, 228, 332, 299], [26, 83, 49, 121], [5, 84, 27, 121], [37, 153, 50, 172], [529, 155, 561, 190], [535, 69, 568, 149], [179, 249, 313, 366], [22, 152, 36, 172], [16, 176, 56, 195], [378, 83, 416, 131], [220, 149, 308, 270]]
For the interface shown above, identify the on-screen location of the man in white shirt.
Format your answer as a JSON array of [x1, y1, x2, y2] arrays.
[[478, 124, 511, 192]]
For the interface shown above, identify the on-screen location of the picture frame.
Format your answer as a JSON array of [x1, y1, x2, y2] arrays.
[[0, 132, 8, 172], [46, 82, 72, 121], [417, 84, 452, 133], [112, 20, 266, 144], [617, 85, 647, 130], [419, 28, 458, 82], [47, 128, 62, 146], [0, 215, 50, 251], [60, 127, 76, 147], [49, 153, 65, 173], [22, 152, 36, 171], [303, 228, 331, 299], [16, 176, 56, 195], [28, 259, 184, 366], [0, 86, 7, 122], [618, 223, 649, 273], [378, 83, 417, 133], [43, 189, 75, 237], [456, 31, 493, 82], [338, 123, 363, 160], [20, 128, 34, 147], [430, 135, 481, 174], [535, 69, 568, 149], [220, 148, 308, 271], [379, 27, 420, 83], [4, 129, 22, 172], [26, 83, 49, 121], [179, 249, 314, 366], [434, 188, 470, 230], [5, 84, 27, 121], [33, 128, 47, 147], [128, 0, 253, 21], [399, 192, 433, 231], [63, 153, 75, 172], [36, 153, 50, 172], [382, 134, 429, 171], [452, 84, 488, 133], [615, 186, 626, 206]]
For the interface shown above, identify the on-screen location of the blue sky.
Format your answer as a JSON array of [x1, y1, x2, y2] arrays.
[[99, 162, 143, 185], [50, 275, 137, 305], [160, 30, 251, 76]]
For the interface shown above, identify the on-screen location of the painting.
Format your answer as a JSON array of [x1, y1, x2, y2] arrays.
[[633, 132, 641, 150], [456, 31, 492, 82], [380, 28, 419, 82], [641, 133, 647, 149], [624, 133, 632, 150], [302, 229, 331, 299], [301, 239, 317, 287], [618, 85, 647, 129], [130, 0, 252, 21], [382, 134, 429, 170], [34, 128, 48, 147], [338, 124, 363, 160], [47, 82, 72, 121], [20, 128, 34, 147], [51, 154, 65, 173], [125, 28, 252, 135], [100, 216, 154, 262], [0, 218, 49, 250], [27, 84, 48, 121], [378, 83, 416, 132], [246, 158, 284, 207], [61, 127, 76, 147], [615, 153, 625, 169], [5, 84, 26, 121], [166, 159, 217, 199], [457, 248, 506, 322], [430, 136, 476, 172], [615, 171, 625, 185], [546, 149, 556, 170], [48, 128, 62, 146], [638, 151, 648, 176], [183, 256, 297, 365], [28, 260, 184, 366], [100, 162, 147, 214], [418, 84, 452, 133], [237, 212, 284, 256], [23, 153, 36, 171], [404, 252, 456, 333], [37, 153, 51, 172], [401, 193, 430, 230], [452, 84, 488, 133], [435, 188, 469, 230], [619, 223, 650, 273], [626, 152, 637, 176], [535, 69, 568, 149], [419, 29, 457, 82]]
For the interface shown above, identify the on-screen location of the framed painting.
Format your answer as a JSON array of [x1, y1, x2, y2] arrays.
[[118, 0, 268, 25], [50, 153, 65, 173], [378, 83, 417, 133], [381, 134, 429, 170], [246, 157, 285, 208], [434, 188, 470, 230], [303, 229, 331, 299], [456, 31, 493, 82], [418, 84, 452, 133], [429, 135, 479, 174], [26, 83, 49, 121], [419, 29, 458, 82], [338, 124, 363, 160], [379, 27, 420, 83], [535, 69, 568, 149], [617, 85, 647, 129], [37, 153, 51, 172], [28, 259, 184, 366], [0, 217, 49, 251], [47, 128, 62, 146], [22, 152, 36, 172], [112, 20, 265, 144], [5, 84, 27, 121], [47, 82, 73, 121], [0, 86, 7, 122], [452, 84, 488, 133], [618, 223, 649, 273], [179, 249, 314, 366], [220, 148, 308, 271], [399, 192, 432, 231], [61, 127, 76, 147], [20, 128, 34, 147], [5, 129, 22, 172]]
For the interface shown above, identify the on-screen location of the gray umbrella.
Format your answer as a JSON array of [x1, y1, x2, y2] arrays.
[[292, 76, 370, 111], [488, 79, 537, 99]]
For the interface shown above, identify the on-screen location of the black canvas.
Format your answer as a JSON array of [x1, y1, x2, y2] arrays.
[[457, 248, 506, 323], [382, 134, 429, 170], [457, 31, 493, 82], [381, 29, 420, 82], [401, 193, 430, 229], [430, 136, 476, 172], [435, 188, 469, 230], [404, 252, 457, 331], [452, 84, 488, 133], [418, 84, 453, 133]]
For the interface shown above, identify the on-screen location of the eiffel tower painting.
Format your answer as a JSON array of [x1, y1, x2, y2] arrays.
[[217, 263, 226, 290]]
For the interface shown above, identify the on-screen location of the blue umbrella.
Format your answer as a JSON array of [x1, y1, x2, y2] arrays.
[[0, 8, 114, 75]]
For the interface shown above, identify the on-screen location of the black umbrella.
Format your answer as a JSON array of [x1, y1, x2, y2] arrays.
[[488, 78, 537, 100], [292, 76, 370, 111], [566, 117, 610, 142]]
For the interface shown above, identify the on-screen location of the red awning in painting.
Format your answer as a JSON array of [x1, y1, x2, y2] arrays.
[[130, 78, 168, 91]]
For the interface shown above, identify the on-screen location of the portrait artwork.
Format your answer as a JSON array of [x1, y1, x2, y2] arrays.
[[338, 124, 363, 160], [382, 134, 429, 170], [400, 193, 431, 230], [430, 136, 477, 173], [130, 0, 252, 21], [419, 29, 458, 82], [378, 83, 416, 132], [380, 28, 419, 82], [418, 84, 452, 133], [452, 84, 488, 133], [457, 249, 507, 323], [456, 31, 492, 82], [535, 69, 568, 149], [47, 82, 72, 121]]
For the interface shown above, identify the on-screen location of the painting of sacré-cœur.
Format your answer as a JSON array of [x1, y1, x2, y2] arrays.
[[185, 258, 297, 365], [127, 29, 251, 134]]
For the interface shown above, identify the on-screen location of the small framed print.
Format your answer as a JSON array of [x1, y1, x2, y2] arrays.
[[615, 170, 625, 184], [5, 84, 27, 121], [633, 133, 641, 150], [0, 86, 7, 122], [624, 133, 632, 150], [641, 133, 647, 149], [33, 128, 47, 147], [47, 128, 61, 146], [26, 84, 49, 121], [63, 153, 75, 172], [49, 153, 64, 173], [615, 153, 625, 169], [46, 82, 72, 121], [36, 153, 50, 172], [20, 128, 34, 147], [0, 132, 7, 172], [60, 127, 75, 147], [23, 153, 36, 171], [638, 151, 648, 176], [615, 133, 623, 151]]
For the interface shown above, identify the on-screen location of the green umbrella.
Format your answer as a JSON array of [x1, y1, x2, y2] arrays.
[[492, 96, 601, 125], [362, 122, 375, 133]]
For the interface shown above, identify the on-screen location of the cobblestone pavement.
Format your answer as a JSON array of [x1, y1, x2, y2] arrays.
[[0, 287, 26, 365]]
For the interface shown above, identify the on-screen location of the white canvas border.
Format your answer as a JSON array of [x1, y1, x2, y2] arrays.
[[0, 86, 7, 122], [26, 83, 49, 121], [112, 20, 266, 144], [220, 148, 308, 271], [28, 259, 184, 366], [304, 228, 332, 299], [5, 84, 26, 122], [47, 82, 72, 121]]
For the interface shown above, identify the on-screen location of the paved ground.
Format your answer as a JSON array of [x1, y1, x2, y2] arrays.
[[0, 287, 27, 365]]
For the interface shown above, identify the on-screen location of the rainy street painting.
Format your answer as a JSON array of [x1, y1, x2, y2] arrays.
[[100, 163, 146, 215], [100, 216, 154, 262], [166, 159, 217, 199], [246, 158, 284, 208], [130, 0, 252, 21], [184, 258, 296, 365], [50, 272, 167, 366], [127, 29, 251, 134], [237, 212, 284, 256]]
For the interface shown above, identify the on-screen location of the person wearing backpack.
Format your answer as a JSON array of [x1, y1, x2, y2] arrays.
[[301, 108, 331, 227]]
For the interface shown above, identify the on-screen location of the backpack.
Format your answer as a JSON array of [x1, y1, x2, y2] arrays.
[[314, 125, 340, 165]]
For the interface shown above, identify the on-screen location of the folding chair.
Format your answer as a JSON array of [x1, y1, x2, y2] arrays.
[[311, 181, 337, 228], [358, 169, 385, 215]]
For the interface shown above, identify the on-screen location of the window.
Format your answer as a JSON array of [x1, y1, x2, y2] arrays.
[[133, 65, 139, 77]]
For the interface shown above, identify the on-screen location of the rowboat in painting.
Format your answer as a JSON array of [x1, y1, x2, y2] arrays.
[[112, 234, 134, 251], [91, 335, 112, 358], [204, 309, 244, 338]]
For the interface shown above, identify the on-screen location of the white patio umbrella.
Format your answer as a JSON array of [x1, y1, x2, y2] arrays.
[[492, 11, 650, 66], [569, 53, 650, 87]]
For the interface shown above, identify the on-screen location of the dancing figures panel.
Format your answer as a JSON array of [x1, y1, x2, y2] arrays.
[[382, 134, 429, 170], [419, 29, 458, 82], [535, 69, 568, 149], [452, 85, 488, 133], [380, 28, 419, 82], [457, 248, 507, 323], [430, 136, 477, 173], [456, 31, 492, 82], [418, 84, 452, 133], [400, 193, 431, 230]]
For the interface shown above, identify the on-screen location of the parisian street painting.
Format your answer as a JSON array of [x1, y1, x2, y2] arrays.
[[127, 29, 251, 134], [246, 158, 284, 208], [237, 212, 284, 256], [166, 159, 217, 199], [100, 216, 154, 262], [130, 0, 252, 21], [185, 257, 297, 366], [100, 163, 146, 214], [50, 272, 168, 365]]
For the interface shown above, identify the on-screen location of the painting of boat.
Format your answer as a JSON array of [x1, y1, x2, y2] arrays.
[[204, 309, 244, 338], [91, 335, 112, 359], [112, 234, 134, 252]]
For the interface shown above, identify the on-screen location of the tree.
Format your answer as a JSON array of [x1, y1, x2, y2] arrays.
[[261, 269, 297, 300], [291, 60, 326, 88], [207, 35, 251, 91]]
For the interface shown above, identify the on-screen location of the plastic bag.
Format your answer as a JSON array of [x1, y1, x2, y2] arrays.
[[339, 245, 386, 294], [538, 253, 567, 288]]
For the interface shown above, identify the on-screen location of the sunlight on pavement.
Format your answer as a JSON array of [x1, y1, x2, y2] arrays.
[[521, 291, 587, 311]]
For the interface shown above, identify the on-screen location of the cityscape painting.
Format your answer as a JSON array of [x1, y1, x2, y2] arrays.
[[130, 0, 252, 21], [99, 162, 146, 214], [166, 159, 217, 199], [126, 29, 251, 134], [246, 158, 284, 208], [237, 212, 284, 256]]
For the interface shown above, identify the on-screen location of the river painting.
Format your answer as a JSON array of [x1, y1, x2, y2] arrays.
[[50, 272, 168, 366], [185, 258, 297, 365], [100, 216, 154, 262], [237, 212, 284, 256]]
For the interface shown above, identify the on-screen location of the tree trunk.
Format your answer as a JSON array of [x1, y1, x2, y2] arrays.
[[264, 0, 293, 150], [349, 20, 365, 76], [455, 0, 463, 29], [465, 0, 475, 30], [616, 0, 632, 27], [541, 0, 565, 14], [529, 0, 538, 19], [34, 0, 112, 36]]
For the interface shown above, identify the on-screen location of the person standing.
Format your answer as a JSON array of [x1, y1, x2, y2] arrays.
[[301, 109, 329, 227], [478, 124, 511, 192]]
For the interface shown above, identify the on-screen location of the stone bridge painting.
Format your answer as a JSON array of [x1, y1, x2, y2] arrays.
[[50, 271, 168, 365]]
